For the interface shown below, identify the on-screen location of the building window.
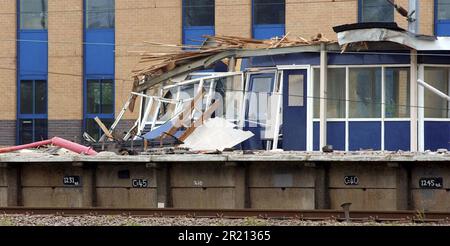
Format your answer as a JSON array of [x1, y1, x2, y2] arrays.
[[18, 79, 47, 144], [436, 0, 450, 36], [85, 79, 114, 140], [253, 0, 285, 25], [20, 0, 48, 30], [349, 67, 382, 118], [359, 0, 394, 23], [385, 67, 410, 118], [313, 68, 346, 118], [437, 0, 450, 21], [424, 67, 449, 118], [86, 0, 115, 29], [183, 0, 215, 27]]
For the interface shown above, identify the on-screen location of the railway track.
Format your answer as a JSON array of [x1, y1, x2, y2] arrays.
[[1, 207, 450, 223]]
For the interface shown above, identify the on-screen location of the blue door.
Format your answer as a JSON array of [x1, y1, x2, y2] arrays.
[[283, 70, 307, 150], [242, 73, 275, 150]]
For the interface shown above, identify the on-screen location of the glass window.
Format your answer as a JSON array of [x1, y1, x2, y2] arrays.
[[254, 0, 285, 25], [424, 67, 449, 118], [86, 0, 115, 29], [87, 79, 114, 114], [20, 80, 47, 115], [438, 0, 450, 20], [360, 0, 394, 23], [248, 76, 273, 124], [349, 67, 382, 118], [20, 0, 48, 30], [385, 67, 410, 118], [288, 74, 304, 107], [20, 80, 33, 114], [313, 68, 346, 118], [183, 0, 215, 27]]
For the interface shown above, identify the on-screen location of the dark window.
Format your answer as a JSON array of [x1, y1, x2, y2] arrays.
[[87, 79, 114, 114], [20, 0, 48, 30], [20, 79, 47, 115], [85, 118, 113, 141], [18, 119, 48, 144], [253, 0, 285, 25], [183, 0, 215, 27], [437, 0, 450, 20], [360, 0, 394, 23], [86, 0, 115, 29]]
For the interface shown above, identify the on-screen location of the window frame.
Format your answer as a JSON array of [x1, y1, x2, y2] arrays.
[[435, 0, 450, 36], [85, 0, 115, 30], [182, 0, 215, 46], [16, 77, 48, 144], [251, 0, 286, 39], [18, 0, 48, 31], [358, 0, 395, 23]]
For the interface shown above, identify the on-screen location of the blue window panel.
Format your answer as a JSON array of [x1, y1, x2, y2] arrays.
[[183, 26, 215, 46], [435, 0, 450, 36], [327, 122, 346, 151], [424, 121, 450, 151], [313, 122, 345, 151], [385, 121, 410, 151], [85, 29, 115, 75], [313, 122, 319, 151], [349, 122, 381, 150], [253, 24, 285, 40], [18, 31, 48, 75]]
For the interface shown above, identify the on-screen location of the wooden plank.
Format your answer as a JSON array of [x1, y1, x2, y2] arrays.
[[94, 117, 114, 140]]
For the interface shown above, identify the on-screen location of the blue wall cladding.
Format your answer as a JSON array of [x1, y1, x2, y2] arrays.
[[349, 121, 381, 151], [425, 121, 450, 151], [385, 121, 410, 151], [313, 121, 346, 151], [253, 24, 285, 40], [19, 31, 48, 75], [85, 29, 115, 75], [183, 26, 215, 46]]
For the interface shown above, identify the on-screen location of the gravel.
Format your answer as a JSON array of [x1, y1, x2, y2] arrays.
[[0, 214, 448, 226]]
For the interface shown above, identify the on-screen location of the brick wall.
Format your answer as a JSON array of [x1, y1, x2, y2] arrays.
[[0, 1, 16, 121], [48, 120, 83, 143], [48, 0, 83, 121], [0, 121, 16, 146], [216, 0, 251, 37]]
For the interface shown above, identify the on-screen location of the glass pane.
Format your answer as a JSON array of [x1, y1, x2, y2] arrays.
[[424, 67, 449, 118], [254, 0, 285, 25], [35, 80, 47, 114], [248, 76, 272, 123], [101, 79, 114, 114], [34, 119, 48, 141], [349, 68, 382, 118], [183, 0, 215, 27], [361, 0, 394, 22], [86, 0, 115, 29], [20, 0, 48, 30], [19, 119, 33, 144], [20, 80, 33, 114], [313, 68, 346, 118], [438, 0, 450, 20], [85, 118, 100, 140], [213, 75, 243, 120], [288, 74, 304, 106], [385, 68, 410, 118], [87, 80, 100, 114]]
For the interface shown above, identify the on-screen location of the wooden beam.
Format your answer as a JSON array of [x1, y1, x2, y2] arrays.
[[94, 117, 114, 140]]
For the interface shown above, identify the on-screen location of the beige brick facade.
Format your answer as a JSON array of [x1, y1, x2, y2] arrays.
[[216, 0, 251, 37], [0, 1, 16, 120], [48, 0, 83, 120]]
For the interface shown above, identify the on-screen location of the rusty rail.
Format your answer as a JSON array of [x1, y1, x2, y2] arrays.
[[1, 207, 449, 223]]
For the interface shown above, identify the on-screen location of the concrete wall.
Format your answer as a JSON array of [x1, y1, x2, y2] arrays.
[[0, 161, 449, 211]]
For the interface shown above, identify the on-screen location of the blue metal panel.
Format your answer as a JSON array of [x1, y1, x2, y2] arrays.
[[313, 122, 345, 151], [313, 122, 319, 151], [253, 24, 285, 40], [435, 0, 450, 36], [19, 31, 48, 75], [349, 121, 381, 150], [385, 121, 410, 151], [85, 29, 115, 75], [327, 122, 346, 151], [282, 69, 307, 151], [425, 121, 450, 151], [250, 53, 409, 68], [183, 26, 215, 46]]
